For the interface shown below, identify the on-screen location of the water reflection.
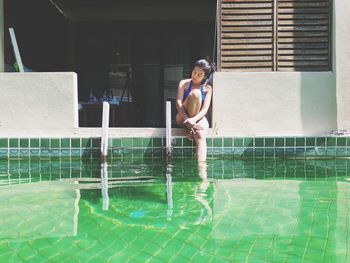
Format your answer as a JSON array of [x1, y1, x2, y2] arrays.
[[100, 162, 109, 211], [193, 161, 213, 225], [165, 163, 173, 221]]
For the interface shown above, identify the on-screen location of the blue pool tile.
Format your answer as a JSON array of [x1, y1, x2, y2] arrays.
[[233, 148, 244, 157], [91, 138, 100, 148], [50, 139, 60, 148], [255, 148, 265, 158], [316, 137, 326, 147], [295, 148, 305, 157], [305, 148, 316, 157], [153, 148, 163, 156], [233, 138, 243, 147], [71, 149, 81, 157], [183, 148, 194, 156], [285, 148, 295, 157], [30, 149, 40, 157], [213, 147, 223, 157], [20, 149, 29, 157], [60, 149, 71, 157], [296, 137, 305, 147], [223, 138, 233, 147], [265, 148, 275, 158], [132, 148, 143, 158], [275, 148, 285, 157], [153, 138, 163, 147], [71, 138, 81, 148], [326, 137, 336, 147], [9, 149, 19, 157], [255, 138, 264, 147], [244, 138, 254, 147], [91, 149, 100, 157], [40, 149, 50, 157], [336, 148, 347, 157], [0, 138, 8, 148], [81, 138, 92, 148], [243, 148, 254, 157], [0, 149, 8, 158], [143, 148, 153, 158], [81, 149, 92, 158], [172, 148, 183, 157], [142, 138, 152, 148], [111, 149, 122, 158], [315, 147, 326, 157], [50, 149, 60, 157], [326, 148, 337, 157], [213, 138, 223, 147], [223, 148, 233, 156], [286, 138, 295, 147], [275, 138, 284, 148], [337, 137, 346, 147], [265, 138, 274, 147]]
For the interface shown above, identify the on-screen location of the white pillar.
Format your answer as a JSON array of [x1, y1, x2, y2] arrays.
[[335, 0, 350, 131], [0, 0, 4, 72]]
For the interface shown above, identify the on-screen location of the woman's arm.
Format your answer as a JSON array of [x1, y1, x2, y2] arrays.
[[176, 79, 190, 121], [190, 85, 212, 123]]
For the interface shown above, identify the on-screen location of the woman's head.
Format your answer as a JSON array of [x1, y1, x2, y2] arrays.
[[191, 59, 216, 84]]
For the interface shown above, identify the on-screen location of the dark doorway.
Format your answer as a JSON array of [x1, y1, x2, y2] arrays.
[[4, 0, 216, 127]]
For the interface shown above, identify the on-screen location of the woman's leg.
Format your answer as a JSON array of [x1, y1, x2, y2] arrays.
[[185, 89, 202, 117], [176, 89, 203, 139], [194, 117, 209, 161]]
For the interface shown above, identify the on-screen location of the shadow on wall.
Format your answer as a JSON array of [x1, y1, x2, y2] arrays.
[[300, 72, 336, 135]]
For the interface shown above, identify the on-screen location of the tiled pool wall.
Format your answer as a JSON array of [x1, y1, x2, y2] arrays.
[[0, 136, 349, 159]]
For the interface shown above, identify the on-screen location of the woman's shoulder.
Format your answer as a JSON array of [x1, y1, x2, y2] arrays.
[[204, 84, 212, 93], [179, 79, 191, 89]]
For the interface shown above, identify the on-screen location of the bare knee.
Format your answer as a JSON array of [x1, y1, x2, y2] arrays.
[[188, 89, 202, 101]]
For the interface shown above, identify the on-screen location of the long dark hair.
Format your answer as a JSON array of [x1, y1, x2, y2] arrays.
[[194, 58, 216, 85]]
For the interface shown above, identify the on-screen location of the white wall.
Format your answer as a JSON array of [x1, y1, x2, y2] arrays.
[[0, 73, 78, 137], [212, 72, 337, 136], [0, 0, 4, 72], [335, 0, 350, 131]]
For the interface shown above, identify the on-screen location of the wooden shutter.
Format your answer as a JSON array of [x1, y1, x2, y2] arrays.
[[220, 0, 274, 71], [277, 0, 332, 71]]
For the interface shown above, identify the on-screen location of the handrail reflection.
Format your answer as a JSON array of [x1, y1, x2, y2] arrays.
[[101, 162, 109, 211], [166, 163, 174, 221]]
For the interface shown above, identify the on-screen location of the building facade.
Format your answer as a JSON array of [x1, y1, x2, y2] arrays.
[[0, 0, 349, 137]]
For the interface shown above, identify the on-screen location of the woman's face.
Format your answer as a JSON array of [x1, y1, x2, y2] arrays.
[[191, 67, 205, 84]]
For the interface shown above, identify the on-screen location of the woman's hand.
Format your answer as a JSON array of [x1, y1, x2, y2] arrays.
[[183, 118, 204, 130]]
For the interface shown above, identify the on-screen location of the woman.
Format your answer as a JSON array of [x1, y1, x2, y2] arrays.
[[176, 59, 214, 162]]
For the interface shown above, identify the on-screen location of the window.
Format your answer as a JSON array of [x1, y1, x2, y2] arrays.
[[219, 0, 332, 71]]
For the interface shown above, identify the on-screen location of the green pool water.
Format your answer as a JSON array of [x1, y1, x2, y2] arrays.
[[0, 157, 349, 262]]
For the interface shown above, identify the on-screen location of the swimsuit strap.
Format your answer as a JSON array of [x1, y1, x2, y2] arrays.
[[201, 84, 205, 102], [183, 81, 193, 101], [183, 81, 205, 102]]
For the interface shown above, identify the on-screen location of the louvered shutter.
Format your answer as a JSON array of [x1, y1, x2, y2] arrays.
[[220, 0, 274, 71], [219, 0, 332, 72], [277, 0, 332, 71]]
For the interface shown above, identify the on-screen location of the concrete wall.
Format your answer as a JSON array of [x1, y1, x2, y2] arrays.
[[335, 0, 350, 131], [0, 0, 4, 72], [212, 72, 337, 136], [0, 73, 78, 137]]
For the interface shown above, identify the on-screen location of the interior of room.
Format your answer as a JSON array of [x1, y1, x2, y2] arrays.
[[4, 0, 216, 127]]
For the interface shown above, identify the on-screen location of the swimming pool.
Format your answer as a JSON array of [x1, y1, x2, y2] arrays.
[[0, 157, 349, 262]]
